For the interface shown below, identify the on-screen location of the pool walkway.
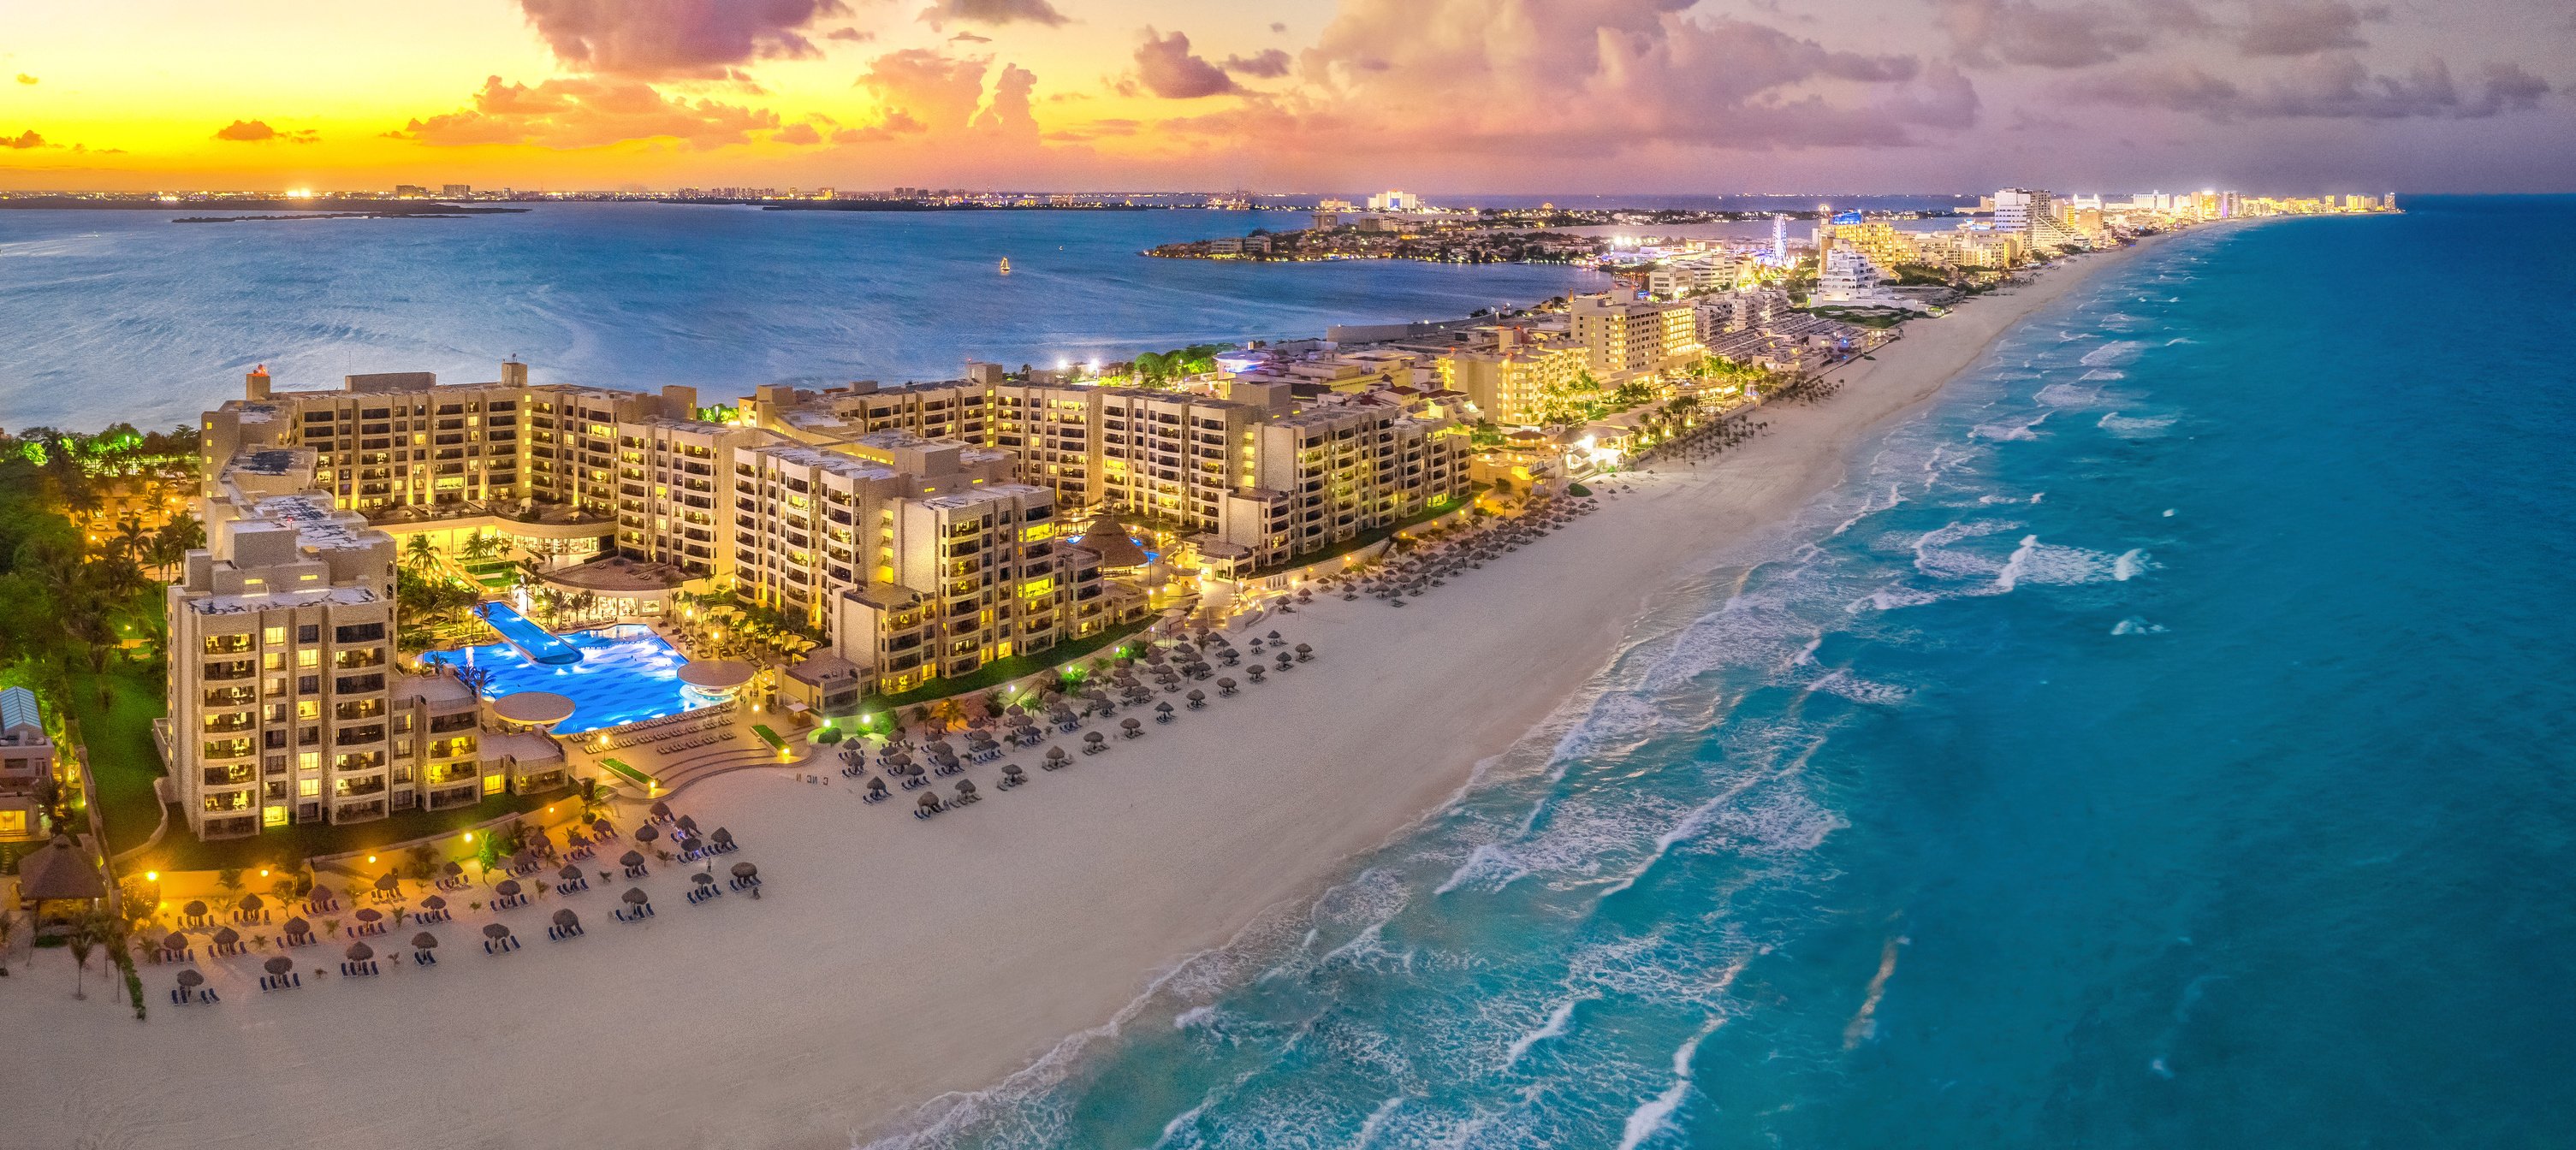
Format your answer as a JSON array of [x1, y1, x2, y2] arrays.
[[572, 708, 818, 801]]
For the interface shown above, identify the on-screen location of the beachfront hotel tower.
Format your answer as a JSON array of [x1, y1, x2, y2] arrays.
[[164, 448, 400, 839]]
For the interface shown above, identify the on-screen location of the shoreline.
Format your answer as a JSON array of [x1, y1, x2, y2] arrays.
[[0, 235, 2168, 1150]]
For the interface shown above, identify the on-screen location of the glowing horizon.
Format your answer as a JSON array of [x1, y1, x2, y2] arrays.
[[3, 0, 2570, 194]]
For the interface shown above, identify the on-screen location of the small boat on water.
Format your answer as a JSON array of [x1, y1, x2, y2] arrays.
[[999, 258, 1011, 275]]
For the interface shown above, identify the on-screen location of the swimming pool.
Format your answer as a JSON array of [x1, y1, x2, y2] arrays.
[[422, 625, 720, 734], [476, 601, 581, 665]]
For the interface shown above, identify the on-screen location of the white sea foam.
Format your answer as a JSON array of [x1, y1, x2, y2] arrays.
[[1971, 410, 2052, 441], [2111, 618, 2169, 636], [1173, 1005, 1218, 1030], [1614, 1017, 1724, 1150], [1807, 668, 1913, 706], [2098, 411, 2178, 439], [1503, 995, 1589, 1069], [1994, 536, 2039, 592], [1912, 520, 2020, 578], [2033, 382, 2102, 407], [2080, 340, 2145, 366], [1433, 843, 1524, 896], [2112, 548, 2149, 581], [1849, 585, 1945, 613], [1349, 1096, 1409, 1149]]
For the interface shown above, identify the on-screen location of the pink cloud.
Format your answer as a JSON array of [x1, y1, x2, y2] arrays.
[[1132, 28, 1234, 99], [518, 0, 850, 80], [917, 0, 1066, 30]]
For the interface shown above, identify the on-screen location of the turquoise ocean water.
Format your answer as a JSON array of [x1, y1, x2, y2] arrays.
[[864, 198, 2576, 1147], [0, 205, 1606, 432]]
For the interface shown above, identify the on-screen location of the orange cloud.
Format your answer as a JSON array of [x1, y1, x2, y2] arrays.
[[5, 130, 45, 149], [214, 119, 320, 144], [399, 76, 781, 149]]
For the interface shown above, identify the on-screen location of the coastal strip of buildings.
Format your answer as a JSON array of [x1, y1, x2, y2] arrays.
[[165, 356, 1481, 839]]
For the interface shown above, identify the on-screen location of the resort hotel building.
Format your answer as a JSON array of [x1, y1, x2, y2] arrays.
[[169, 358, 1477, 839]]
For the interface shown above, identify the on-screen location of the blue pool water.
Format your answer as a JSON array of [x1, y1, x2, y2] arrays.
[[870, 198, 2576, 1147], [475, 601, 581, 666], [421, 624, 711, 734]]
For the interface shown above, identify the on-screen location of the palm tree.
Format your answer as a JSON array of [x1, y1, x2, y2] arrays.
[[460, 531, 501, 563], [67, 914, 99, 999], [111, 518, 148, 565], [925, 698, 965, 732], [403, 534, 437, 571]]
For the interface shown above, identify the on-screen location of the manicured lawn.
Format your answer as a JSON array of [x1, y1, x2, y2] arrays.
[[597, 757, 656, 789], [751, 725, 786, 750], [65, 663, 169, 856]]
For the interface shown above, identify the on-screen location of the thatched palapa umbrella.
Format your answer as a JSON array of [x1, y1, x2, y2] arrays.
[[176, 969, 205, 989], [182, 899, 208, 918], [212, 926, 240, 946], [161, 931, 187, 951], [691, 872, 715, 888], [373, 872, 400, 894], [621, 887, 650, 906], [419, 896, 446, 912], [239, 893, 264, 913], [634, 824, 660, 845], [264, 956, 294, 976], [353, 908, 383, 926], [553, 909, 579, 929], [619, 851, 646, 868], [558, 863, 583, 881], [710, 827, 733, 847], [282, 916, 310, 937], [494, 880, 523, 898], [345, 941, 374, 962], [731, 862, 757, 880], [411, 932, 439, 951], [1045, 745, 1068, 764]]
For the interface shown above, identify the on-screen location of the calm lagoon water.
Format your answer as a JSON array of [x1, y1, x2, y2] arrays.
[[0, 204, 1608, 432], [866, 198, 2576, 1148]]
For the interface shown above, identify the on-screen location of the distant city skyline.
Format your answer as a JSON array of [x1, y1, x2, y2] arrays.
[[3, 0, 2571, 193]]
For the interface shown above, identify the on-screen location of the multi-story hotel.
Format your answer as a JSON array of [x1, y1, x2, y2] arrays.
[[163, 447, 571, 839], [1438, 329, 1591, 427], [1566, 293, 1702, 382], [172, 353, 1476, 839]]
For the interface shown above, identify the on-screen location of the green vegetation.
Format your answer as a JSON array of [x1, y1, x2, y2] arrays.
[[597, 757, 655, 789], [68, 665, 169, 854], [859, 618, 1154, 714], [143, 789, 551, 872], [0, 423, 203, 850], [1566, 483, 1594, 497], [751, 724, 786, 751], [1127, 343, 1233, 388]]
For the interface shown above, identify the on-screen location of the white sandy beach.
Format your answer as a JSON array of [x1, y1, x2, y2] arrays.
[[0, 240, 2156, 1150]]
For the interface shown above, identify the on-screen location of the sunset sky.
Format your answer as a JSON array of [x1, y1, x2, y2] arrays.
[[3, 0, 2569, 193]]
